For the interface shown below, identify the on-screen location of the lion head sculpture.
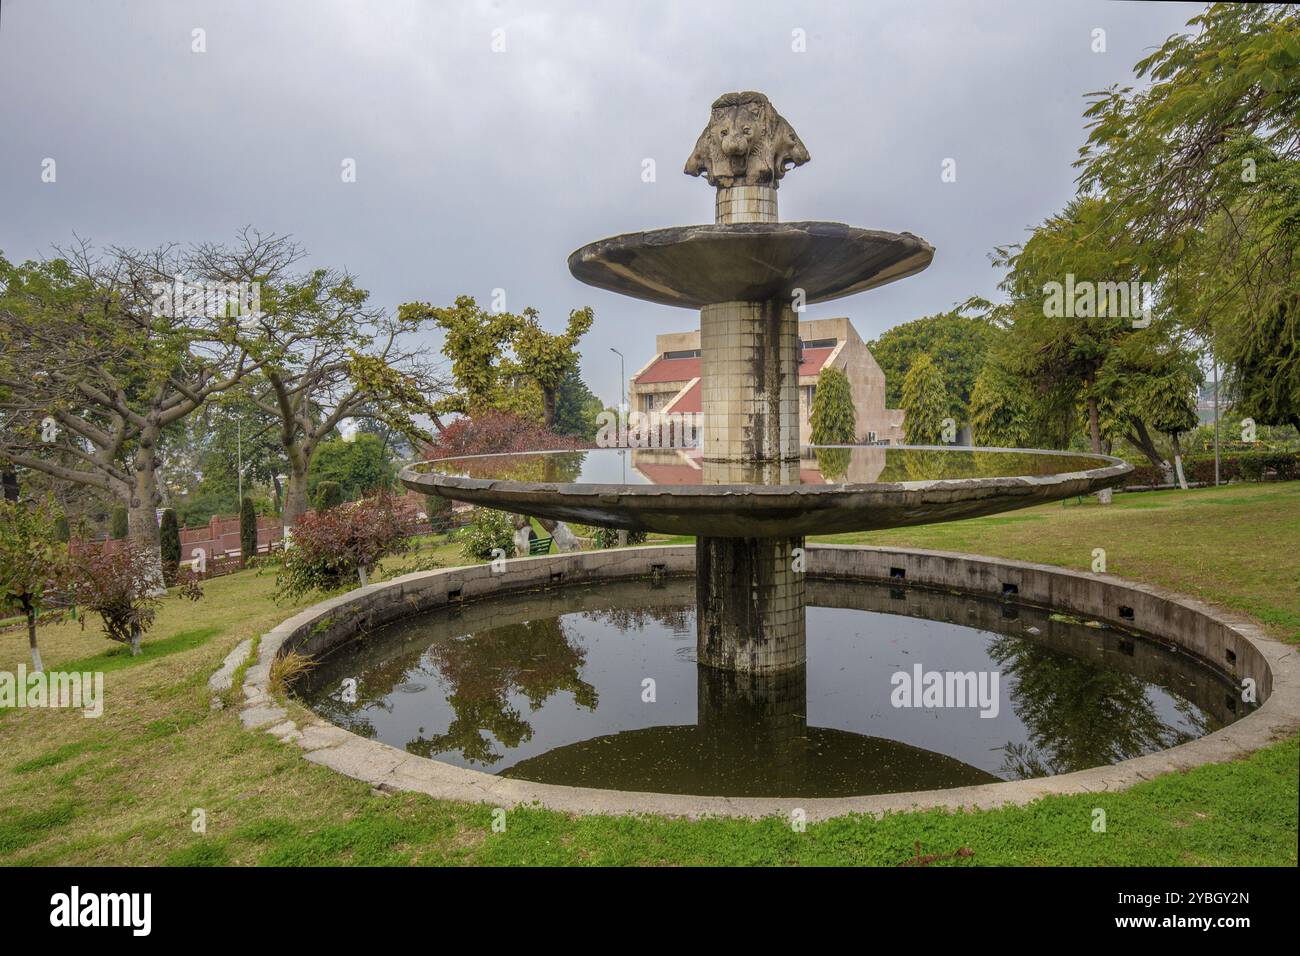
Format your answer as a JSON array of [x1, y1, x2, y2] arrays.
[[684, 91, 810, 188]]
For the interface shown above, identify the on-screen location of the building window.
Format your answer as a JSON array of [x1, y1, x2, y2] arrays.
[[663, 349, 701, 360], [802, 338, 838, 350]]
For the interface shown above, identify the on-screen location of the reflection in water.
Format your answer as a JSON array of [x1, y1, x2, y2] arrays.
[[419, 446, 1107, 487], [986, 635, 1208, 777], [296, 580, 1247, 798], [407, 617, 598, 765]]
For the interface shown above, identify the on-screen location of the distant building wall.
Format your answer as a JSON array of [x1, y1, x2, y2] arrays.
[[631, 317, 906, 445]]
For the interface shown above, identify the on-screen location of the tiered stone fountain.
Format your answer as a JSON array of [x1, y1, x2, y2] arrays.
[[402, 91, 1130, 681]]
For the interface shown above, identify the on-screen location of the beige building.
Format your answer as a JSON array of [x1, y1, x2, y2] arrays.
[[629, 316, 904, 445]]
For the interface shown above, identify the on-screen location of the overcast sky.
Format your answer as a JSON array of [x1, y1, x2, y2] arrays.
[[0, 0, 1205, 408]]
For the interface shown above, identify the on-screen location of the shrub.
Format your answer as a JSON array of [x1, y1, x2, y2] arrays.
[[159, 509, 181, 585], [275, 491, 411, 599], [313, 480, 344, 512], [425, 410, 584, 457], [460, 508, 516, 561], [109, 505, 129, 540], [53, 514, 71, 543], [72, 543, 161, 656], [1118, 450, 1300, 487], [426, 493, 454, 533], [239, 496, 258, 563], [591, 526, 648, 549]]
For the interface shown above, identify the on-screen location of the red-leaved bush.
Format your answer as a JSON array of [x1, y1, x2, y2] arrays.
[[425, 410, 586, 458], [276, 491, 412, 599], [72, 543, 161, 656]]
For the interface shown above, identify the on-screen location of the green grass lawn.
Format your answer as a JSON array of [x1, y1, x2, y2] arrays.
[[1, 484, 1297, 866]]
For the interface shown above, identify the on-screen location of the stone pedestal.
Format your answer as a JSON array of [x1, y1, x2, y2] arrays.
[[715, 184, 778, 224], [696, 534, 805, 673]]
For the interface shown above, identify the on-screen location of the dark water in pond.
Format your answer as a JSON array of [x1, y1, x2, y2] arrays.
[[295, 579, 1250, 798]]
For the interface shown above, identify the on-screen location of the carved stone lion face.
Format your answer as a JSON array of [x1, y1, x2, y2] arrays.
[[684, 91, 810, 188]]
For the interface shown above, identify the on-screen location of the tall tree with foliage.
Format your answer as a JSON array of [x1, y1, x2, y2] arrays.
[[901, 354, 949, 444], [193, 233, 445, 528], [110, 506, 129, 540], [511, 306, 594, 429], [405, 295, 597, 430], [239, 496, 258, 562], [307, 433, 395, 502], [970, 360, 1034, 448], [0, 497, 70, 671], [552, 365, 606, 439], [869, 302, 994, 419], [809, 366, 856, 444], [313, 481, 344, 512], [1076, 4, 1300, 434], [0, 241, 266, 584], [159, 509, 181, 584]]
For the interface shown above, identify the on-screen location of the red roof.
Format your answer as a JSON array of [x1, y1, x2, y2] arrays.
[[636, 355, 700, 384], [636, 345, 835, 389], [665, 380, 701, 413], [799, 346, 835, 377]]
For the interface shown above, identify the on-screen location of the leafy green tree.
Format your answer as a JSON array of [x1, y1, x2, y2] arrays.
[[159, 509, 181, 584], [307, 433, 395, 502], [239, 496, 258, 562], [1077, 4, 1300, 259], [110, 505, 129, 540], [403, 295, 527, 419], [426, 493, 454, 534], [1076, 5, 1300, 435], [404, 295, 597, 430], [0, 497, 70, 671], [901, 354, 949, 444], [184, 388, 287, 515], [512, 306, 594, 429], [868, 303, 993, 419], [313, 481, 344, 512], [552, 366, 605, 439], [809, 366, 856, 444], [970, 360, 1034, 448]]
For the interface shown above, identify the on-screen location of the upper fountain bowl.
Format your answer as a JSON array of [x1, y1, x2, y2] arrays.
[[567, 222, 934, 309], [400, 446, 1132, 538]]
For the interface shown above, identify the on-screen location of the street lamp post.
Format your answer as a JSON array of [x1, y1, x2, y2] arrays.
[[610, 347, 626, 413]]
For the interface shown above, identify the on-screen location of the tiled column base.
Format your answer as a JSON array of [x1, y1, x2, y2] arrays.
[[699, 299, 801, 462], [696, 534, 807, 673], [715, 185, 778, 224]]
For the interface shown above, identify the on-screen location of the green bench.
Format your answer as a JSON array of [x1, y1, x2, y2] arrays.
[[528, 535, 553, 556]]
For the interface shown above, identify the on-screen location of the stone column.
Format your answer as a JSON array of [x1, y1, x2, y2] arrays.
[[688, 93, 811, 676], [699, 299, 801, 463], [696, 534, 806, 674]]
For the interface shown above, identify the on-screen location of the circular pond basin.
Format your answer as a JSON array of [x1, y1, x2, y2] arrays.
[[400, 446, 1132, 537], [295, 577, 1249, 799]]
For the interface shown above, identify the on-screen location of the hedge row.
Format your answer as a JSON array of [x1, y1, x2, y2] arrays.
[[1119, 450, 1299, 487]]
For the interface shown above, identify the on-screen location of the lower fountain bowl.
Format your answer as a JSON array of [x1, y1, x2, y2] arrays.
[[399, 445, 1133, 537], [241, 545, 1298, 818]]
